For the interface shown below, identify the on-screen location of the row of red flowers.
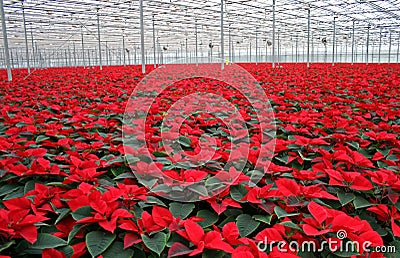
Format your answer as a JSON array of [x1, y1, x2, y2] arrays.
[[0, 63, 399, 257]]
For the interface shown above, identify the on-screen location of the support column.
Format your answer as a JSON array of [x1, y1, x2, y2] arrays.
[[185, 37, 188, 65], [366, 25, 370, 65], [397, 32, 400, 64], [152, 15, 156, 67], [96, 9, 102, 70], [378, 28, 382, 64], [81, 26, 85, 67], [307, 6, 311, 68], [140, 0, 145, 73], [388, 30, 392, 63], [123, 33, 126, 66], [255, 28, 258, 65], [351, 20, 355, 65], [228, 24, 231, 63], [272, 0, 276, 68], [0, 0, 12, 81], [22, 0, 30, 74], [220, 0, 224, 70], [332, 16, 336, 66], [73, 42, 77, 67], [195, 18, 198, 65]]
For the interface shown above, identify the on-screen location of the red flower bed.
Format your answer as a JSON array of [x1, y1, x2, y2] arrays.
[[0, 63, 399, 257]]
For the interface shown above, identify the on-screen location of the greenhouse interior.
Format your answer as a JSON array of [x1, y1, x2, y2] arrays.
[[0, 0, 399, 257]]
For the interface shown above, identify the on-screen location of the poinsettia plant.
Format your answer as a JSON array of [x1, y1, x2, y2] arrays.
[[0, 63, 399, 258]]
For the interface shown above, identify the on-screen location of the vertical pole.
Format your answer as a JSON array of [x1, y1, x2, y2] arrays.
[[140, 0, 145, 73], [249, 42, 251, 62], [307, 7, 311, 68], [397, 32, 400, 64], [152, 15, 156, 67], [185, 37, 188, 65], [64, 49, 67, 67], [31, 27, 35, 69], [0, 0, 11, 81], [134, 47, 136, 65], [232, 40, 234, 63], [272, 0, 276, 68], [228, 24, 231, 63], [73, 42, 77, 67], [351, 20, 355, 64], [291, 38, 294, 62], [105, 42, 108, 65], [68, 46, 71, 67], [22, 1, 30, 74], [378, 28, 382, 64], [388, 30, 392, 63], [195, 18, 198, 65], [277, 30, 280, 66], [220, 0, 224, 70], [311, 32, 314, 63], [366, 25, 370, 65], [97, 9, 102, 70], [123, 34, 126, 66], [81, 26, 85, 67], [332, 16, 336, 66], [296, 36, 299, 64], [255, 28, 258, 65]]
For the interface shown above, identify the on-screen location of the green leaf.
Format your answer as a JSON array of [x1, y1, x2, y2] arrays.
[[68, 225, 85, 244], [280, 221, 302, 230], [236, 214, 260, 237], [0, 240, 15, 252], [55, 208, 70, 225], [169, 203, 195, 219], [3, 186, 24, 200], [346, 141, 360, 150], [71, 206, 93, 220], [353, 196, 373, 209], [197, 210, 219, 228], [32, 233, 67, 249], [188, 184, 208, 196], [86, 231, 116, 257], [274, 206, 300, 219], [36, 135, 50, 143], [0, 184, 19, 197], [253, 215, 272, 225], [153, 151, 169, 157], [60, 245, 74, 258], [102, 241, 134, 258], [177, 136, 191, 147], [337, 191, 355, 206], [142, 196, 166, 207], [142, 232, 167, 256], [114, 172, 135, 180], [230, 184, 248, 202]]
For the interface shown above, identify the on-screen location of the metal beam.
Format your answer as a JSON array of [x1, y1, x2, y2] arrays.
[[220, 0, 224, 70], [307, 6, 310, 68], [272, 0, 276, 68], [96, 9, 102, 70], [140, 0, 145, 73], [22, 1, 30, 74], [0, 0, 11, 81]]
